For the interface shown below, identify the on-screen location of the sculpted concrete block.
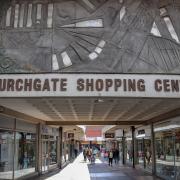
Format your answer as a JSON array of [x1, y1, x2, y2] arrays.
[[0, 0, 180, 73]]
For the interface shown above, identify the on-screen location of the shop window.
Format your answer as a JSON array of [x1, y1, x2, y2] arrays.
[[14, 132, 36, 179], [0, 130, 14, 180], [49, 140, 57, 166], [155, 120, 180, 180]]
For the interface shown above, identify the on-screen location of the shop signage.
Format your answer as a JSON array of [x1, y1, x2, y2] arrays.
[[138, 129, 145, 135], [1, 73, 180, 98], [105, 133, 115, 138], [115, 129, 123, 137], [68, 133, 74, 139]]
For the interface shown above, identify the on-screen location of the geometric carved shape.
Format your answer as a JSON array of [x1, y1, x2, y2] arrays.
[[151, 22, 161, 37], [52, 54, 59, 71], [61, 51, 72, 67], [27, 4, 33, 27], [163, 16, 180, 43], [47, 4, 53, 28], [61, 19, 103, 28]]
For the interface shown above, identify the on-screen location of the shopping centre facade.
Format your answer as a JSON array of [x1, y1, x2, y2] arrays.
[[0, 0, 180, 179]]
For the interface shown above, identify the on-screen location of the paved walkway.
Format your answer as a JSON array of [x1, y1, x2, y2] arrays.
[[35, 153, 161, 180]]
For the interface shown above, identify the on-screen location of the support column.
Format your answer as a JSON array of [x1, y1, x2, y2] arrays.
[[58, 127, 63, 169], [131, 126, 135, 168], [122, 130, 126, 165], [37, 123, 42, 175], [151, 123, 156, 175]]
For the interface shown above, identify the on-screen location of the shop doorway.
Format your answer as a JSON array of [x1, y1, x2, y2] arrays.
[[42, 140, 49, 172], [41, 135, 58, 173]]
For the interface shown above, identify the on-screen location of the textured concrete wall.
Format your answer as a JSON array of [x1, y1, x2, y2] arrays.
[[0, 0, 180, 73]]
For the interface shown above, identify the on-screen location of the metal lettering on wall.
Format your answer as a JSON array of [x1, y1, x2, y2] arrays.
[[0, 0, 180, 74], [0, 73, 180, 98]]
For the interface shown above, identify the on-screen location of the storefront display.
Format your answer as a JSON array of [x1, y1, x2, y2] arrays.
[[14, 132, 36, 179], [135, 126, 152, 172], [0, 130, 14, 180], [0, 115, 37, 180], [41, 126, 58, 172], [155, 119, 180, 180]]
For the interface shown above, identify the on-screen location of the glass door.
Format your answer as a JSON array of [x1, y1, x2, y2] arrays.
[[42, 140, 49, 173]]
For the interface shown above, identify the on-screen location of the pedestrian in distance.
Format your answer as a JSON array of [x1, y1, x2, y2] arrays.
[[83, 148, 87, 161], [113, 148, 119, 164], [108, 150, 113, 166]]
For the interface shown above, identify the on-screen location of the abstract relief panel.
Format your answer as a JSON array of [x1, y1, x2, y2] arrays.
[[0, 0, 180, 73]]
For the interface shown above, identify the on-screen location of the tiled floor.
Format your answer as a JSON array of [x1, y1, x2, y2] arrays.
[[34, 153, 162, 180]]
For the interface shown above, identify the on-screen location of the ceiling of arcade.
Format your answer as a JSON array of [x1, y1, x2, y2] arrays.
[[0, 0, 180, 73], [1, 98, 180, 125]]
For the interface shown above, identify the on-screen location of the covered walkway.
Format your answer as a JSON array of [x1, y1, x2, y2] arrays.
[[34, 153, 161, 180]]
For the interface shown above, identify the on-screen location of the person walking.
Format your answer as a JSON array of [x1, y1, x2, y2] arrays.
[[83, 148, 87, 161], [108, 150, 113, 166], [114, 148, 119, 164]]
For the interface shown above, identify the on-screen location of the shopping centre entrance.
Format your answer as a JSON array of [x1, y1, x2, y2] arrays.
[[0, 73, 180, 180]]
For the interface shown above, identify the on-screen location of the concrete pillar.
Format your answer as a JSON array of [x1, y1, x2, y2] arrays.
[[122, 130, 126, 165], [36, 123, 42, 175], [151, 123, 156, 175], [57, 127, 63, 169], [131, 126, 135, 168]]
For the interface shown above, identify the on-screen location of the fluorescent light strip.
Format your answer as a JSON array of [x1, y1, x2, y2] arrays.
[[151, 22, 161, 37], [6, 7, 11, 27], [154, 124, 180, 132], [136, 134, 145, 138]]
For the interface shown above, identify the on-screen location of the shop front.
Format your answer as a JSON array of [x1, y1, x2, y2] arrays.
[[135, 126, 152, 172], [41, 126, 58, 173], [154, 118, 180, 180], [0, 114, 37, 180]]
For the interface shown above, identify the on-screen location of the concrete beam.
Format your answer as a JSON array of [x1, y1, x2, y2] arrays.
[[46, 121, 144, 126]]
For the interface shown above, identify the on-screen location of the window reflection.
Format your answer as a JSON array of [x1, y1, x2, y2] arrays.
[[14, 132, 36, 179], [155, 120, 180, 180], [0, 130, 14, 180]]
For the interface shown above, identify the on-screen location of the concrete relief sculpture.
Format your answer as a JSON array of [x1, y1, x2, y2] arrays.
[[0, 0, 180, 73]]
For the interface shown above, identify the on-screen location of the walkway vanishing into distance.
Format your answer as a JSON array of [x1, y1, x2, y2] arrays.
[[34, 153, 161, 180]]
